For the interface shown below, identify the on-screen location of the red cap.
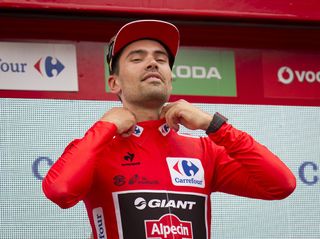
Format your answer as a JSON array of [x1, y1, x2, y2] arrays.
[[107, 19, 180, 72]]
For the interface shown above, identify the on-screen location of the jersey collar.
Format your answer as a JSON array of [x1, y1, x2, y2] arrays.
[[132, 118, 171, 137]]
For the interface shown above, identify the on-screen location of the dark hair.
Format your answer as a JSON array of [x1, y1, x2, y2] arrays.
[[108, 51, 122, 75]]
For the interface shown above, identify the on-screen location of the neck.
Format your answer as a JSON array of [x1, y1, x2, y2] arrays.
[[123, 102, 163, 122]]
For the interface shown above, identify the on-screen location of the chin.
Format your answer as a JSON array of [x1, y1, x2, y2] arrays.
[[144, 93, 169, 107]]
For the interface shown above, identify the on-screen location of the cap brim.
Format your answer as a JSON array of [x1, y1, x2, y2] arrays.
[[112, 20, 180, 58]]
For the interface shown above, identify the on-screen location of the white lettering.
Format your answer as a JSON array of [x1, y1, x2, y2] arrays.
[[192, 66, 206, 78], [278, 66, 320, 84], [305, 71, 316, 83], [176, 65, 191, 78], [151, 223, 161, 235], [207, 66, 222, 79], [147, 199, 196, 210], [295, 70, 306, 82], [172, 65, 222, 80], [317, 72, 320, 82]]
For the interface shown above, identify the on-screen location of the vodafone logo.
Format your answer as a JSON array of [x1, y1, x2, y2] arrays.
[[145, 214, 193, 239], [278, 66, 320, 85]]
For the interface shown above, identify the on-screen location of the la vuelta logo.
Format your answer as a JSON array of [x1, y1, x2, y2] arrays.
[[145, 214, 193, 239], [277, 66, 320, 85]]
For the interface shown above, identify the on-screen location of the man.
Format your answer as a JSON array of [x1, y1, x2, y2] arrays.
[[43, 19, 296, 239]]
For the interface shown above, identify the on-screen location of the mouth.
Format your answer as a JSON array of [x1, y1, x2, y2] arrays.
[[142, 73, 163, 83]]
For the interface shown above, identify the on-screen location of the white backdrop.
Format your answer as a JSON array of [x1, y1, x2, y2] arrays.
[[0, 98, 319, 239]]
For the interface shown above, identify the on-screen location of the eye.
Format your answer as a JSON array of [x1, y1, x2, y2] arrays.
[[131, 58, 142, 62], [156, 57, 168, 63]]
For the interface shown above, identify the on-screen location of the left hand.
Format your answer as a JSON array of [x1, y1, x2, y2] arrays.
[[160, 100, 212, 131]]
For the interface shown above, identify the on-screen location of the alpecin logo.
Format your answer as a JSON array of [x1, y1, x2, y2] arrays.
[[34, 56, 65, 78], [145, 214, 193, 239]]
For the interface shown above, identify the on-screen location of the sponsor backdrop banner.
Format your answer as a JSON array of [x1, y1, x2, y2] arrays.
[[0, 98, 319, 239], [171, 47, 236, 96], [263, 50, 320, 99], [105, 47, 237, 97], [0, 42, 78, 91]]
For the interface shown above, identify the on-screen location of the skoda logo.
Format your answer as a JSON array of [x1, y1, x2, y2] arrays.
[[134, 197, 147, 210]]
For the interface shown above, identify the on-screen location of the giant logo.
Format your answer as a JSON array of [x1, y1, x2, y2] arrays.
[[34, 56, 65, 78], [134, 197, 196, 211], [145, 214, 193, 239], [166, 157, 205, 188]]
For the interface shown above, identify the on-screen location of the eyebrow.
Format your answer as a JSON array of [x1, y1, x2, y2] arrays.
[[125, 49, 169, 59]]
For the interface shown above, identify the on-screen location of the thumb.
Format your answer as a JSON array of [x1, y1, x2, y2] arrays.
[[120, 124, 136, 138]]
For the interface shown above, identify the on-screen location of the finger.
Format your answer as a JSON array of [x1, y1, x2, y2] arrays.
[[165, 106, 180, 131], [160, 103, 174, 119], [120, 124, 135, 137]]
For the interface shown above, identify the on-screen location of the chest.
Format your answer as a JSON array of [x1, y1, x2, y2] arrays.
[[95, 136, 209, 194]]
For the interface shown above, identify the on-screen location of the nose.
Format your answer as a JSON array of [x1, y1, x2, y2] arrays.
[[146, 58, 159, 71]]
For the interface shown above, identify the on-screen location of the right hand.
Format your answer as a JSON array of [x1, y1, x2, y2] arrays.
[[100, 107, 137, 137]]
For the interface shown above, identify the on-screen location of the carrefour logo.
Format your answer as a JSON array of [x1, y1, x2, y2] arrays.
[[174, 160, 199, 177], [166, 157, 205, 188], [34, 56, 65, 78]]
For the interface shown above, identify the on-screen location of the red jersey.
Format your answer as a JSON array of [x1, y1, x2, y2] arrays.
[[42, 119, 296, 239]]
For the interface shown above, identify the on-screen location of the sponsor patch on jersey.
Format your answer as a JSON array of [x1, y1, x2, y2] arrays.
[[93, 207, 107, 239], [133, 125, 144, 137], [166, 157, 205, 188], [145, 214, 193, 239], [158, 123, 170, 136], [113, 191, 208, 239]]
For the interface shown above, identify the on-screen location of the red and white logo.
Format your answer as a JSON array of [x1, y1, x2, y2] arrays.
[[263, 51, 320, 99], [145, 214, 193, 239]]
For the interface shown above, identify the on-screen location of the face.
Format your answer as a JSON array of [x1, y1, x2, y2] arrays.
[[108, 39, 173, 109]]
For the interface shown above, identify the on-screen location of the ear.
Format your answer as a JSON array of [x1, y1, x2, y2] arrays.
[[108, 75, 121, 95]]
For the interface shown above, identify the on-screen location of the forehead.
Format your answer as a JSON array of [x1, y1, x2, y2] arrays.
[[121, 39, 168, 57]]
